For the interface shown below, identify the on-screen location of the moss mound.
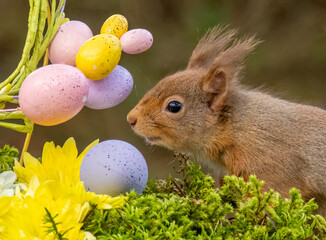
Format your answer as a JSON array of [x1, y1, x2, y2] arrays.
[[82, 155, 326, 239]]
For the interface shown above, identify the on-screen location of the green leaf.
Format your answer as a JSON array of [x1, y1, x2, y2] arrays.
[[0, 144, 19, 173]]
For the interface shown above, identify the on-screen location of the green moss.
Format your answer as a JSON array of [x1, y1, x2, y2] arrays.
[[0, 144, 19, 173], [82, 155, 326, 239]]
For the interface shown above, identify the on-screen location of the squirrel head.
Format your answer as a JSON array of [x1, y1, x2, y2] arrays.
[[127, 26, 260, 154]]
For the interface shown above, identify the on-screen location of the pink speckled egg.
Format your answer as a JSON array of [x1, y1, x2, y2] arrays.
[[49, 20, 93, 66], [120, 29, 153, 54], [19, 64, 89, 126], [85, 65, 133, 109]]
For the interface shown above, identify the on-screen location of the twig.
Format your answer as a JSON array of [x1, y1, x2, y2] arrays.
[[82, 203, 98, 223], [266, 210, 277, 231], [0, 107, 21, 113], [116, 209, 132, 230], [171, 179, 186, 197]]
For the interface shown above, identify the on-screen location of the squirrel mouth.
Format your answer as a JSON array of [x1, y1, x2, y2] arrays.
[[145, 136, 162, 143]]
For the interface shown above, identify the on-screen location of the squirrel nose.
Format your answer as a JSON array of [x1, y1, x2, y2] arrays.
[[127, 113, 137, 127]]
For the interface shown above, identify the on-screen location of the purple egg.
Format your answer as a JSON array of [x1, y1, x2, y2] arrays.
[[80, 140, 148, 196], [85, 65, 133, 109]]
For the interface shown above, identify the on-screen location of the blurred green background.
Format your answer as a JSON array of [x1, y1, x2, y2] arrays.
[[0, 0, 325, 179]]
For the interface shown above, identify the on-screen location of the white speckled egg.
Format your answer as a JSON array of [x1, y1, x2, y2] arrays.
[[49, 20, 93, 66], [19, 64, 89, 126], [80, 140, 148, 196], [85, 65, 133, 109], [120, 29, 153, 54]]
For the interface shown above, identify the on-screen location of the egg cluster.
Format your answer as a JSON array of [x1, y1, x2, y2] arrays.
[[19, 14, 153, 126], [18, 14, 150, 196]]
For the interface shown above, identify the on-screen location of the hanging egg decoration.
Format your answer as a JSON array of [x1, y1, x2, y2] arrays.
[[19, 64, 89, 126], [85, 65, 133, 109], [100, 14, 128, 39], [48, 20, 93, 66], [76, 34, 122, 80]]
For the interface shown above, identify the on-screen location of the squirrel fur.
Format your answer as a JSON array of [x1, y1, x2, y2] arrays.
[[127, 27, 326, 216]]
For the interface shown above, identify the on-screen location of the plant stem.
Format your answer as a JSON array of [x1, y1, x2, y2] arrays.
[[0, 0, 65, 162], [0, 0, 40, 90], [19, 0, 51, 165], [19, 129, 33, 165]]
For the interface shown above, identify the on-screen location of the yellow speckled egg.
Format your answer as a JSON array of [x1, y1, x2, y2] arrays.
[[100, 14, 128, 39], [76, 34, 122, 80]]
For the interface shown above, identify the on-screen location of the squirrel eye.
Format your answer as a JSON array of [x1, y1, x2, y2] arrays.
[[166, 101, 182, 113]]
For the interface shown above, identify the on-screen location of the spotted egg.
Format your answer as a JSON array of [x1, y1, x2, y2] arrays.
[[48, 20, 93, 66], [85, 65, 133, 110], [100, 14, 128, 39], [19, 64, 89, 126], [80, 140, 148, 196], [120, 29, 153, 54], [76, 34, 122, 80]]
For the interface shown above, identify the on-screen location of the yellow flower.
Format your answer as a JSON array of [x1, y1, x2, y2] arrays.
[[1, 176, 90, 240], [1, 175, 124, 239], [14, 137, 98, 184], [0, 196, 13, 234], [86, 191, 126, 209], [2, 138, 126, 239]]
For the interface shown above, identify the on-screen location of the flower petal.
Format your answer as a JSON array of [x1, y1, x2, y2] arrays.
[[0, 189, 14, 197], [62, 137, 78, 161], [77, 139, 99, 164], [0, 171, 17, 186], [82, 231, 96, 240]]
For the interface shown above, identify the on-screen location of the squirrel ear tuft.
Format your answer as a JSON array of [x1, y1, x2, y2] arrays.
[[187, 26, 237, 70], [188, 26, 261, 81], [199, 30, 261, 110]]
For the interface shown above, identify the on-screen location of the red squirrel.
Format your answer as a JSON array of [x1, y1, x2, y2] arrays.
[[127, 27, 326, 216]]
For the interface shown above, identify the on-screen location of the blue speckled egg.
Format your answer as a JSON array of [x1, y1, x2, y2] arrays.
[[80, 140, 148, 196]]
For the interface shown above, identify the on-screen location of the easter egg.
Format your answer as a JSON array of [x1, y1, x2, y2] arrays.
[[19, 64, 89, 126], [100, 14, 128, 39], [80, 140, 148, 196], [120, 29, 153, 54], [85, 65, 133, 109], [48, 20, 93, 66], [76, 34, 122, 80]]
